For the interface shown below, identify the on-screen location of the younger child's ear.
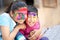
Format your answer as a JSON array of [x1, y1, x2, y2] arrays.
[[10, 11, 14, 17]]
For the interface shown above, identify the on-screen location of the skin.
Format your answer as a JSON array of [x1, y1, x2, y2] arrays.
[[1, 7, 27, 40], [26, 14, 38, 27]]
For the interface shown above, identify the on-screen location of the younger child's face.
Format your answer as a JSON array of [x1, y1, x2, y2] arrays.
[[26, 12, 37, 27], [13, 7, 27, 24]]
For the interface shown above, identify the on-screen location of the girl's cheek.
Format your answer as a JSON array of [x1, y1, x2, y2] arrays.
[[14, 15, 19, 20], [13, 13, 17, 17]]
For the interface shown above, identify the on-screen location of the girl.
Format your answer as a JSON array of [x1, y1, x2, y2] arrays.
[[15, 5, 28, 40], [0, 1, 27, 40]]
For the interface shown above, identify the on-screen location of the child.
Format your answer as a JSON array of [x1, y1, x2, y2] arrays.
[[19, 5, 40, 40]]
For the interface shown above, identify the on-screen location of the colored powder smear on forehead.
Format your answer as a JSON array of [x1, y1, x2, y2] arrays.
[[18, 7, 27, 15], [28, 12, 37, 16]]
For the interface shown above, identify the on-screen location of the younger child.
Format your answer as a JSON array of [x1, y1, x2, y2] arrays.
[[26, 5, 40, 40]]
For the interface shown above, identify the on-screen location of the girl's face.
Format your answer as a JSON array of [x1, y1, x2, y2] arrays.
[[26, 12, 37, 27], [13, 7, 27, 24]]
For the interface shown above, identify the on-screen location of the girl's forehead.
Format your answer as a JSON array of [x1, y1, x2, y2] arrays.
[[18, 7, 27, 11], [15, 7, 27, 14]]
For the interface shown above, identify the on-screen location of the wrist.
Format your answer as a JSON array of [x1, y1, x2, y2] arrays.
[[16, 26, 20, 30]]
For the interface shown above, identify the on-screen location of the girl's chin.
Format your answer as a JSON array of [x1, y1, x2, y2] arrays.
[[18, 22, 24, 24]]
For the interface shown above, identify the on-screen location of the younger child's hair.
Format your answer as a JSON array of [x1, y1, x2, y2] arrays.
[[5, 1, 27, 13], [27, 5, 38, 16]]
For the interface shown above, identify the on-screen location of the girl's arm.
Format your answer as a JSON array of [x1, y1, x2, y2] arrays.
[[1, 24, 26, 40], [28, 29, 41, 40]]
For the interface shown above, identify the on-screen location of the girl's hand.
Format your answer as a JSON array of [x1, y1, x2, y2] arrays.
[[28, 30, 41, 40], [28, 30, 36, 40], [30, 31, 35, 37], [27, 31, 36, 40], [16, 24, 26, 30]]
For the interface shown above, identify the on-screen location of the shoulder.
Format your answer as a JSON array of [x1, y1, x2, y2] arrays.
[[0, 13, 11, 22], [0, 13, 16, 27], [0, 13, 10, 19], [0, 13, 8, 16]]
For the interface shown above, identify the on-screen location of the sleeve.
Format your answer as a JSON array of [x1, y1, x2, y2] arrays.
[[0, 14, 10, 27]]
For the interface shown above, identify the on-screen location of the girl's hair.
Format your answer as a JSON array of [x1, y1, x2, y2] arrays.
[[27, 5, 38, 16], [5, 1, 27, 13]]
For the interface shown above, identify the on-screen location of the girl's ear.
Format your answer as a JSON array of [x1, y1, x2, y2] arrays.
[[10, 11, 14, 17]]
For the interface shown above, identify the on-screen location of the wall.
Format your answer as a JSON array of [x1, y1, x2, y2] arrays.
[[3, 0, 12, 6], [37, 0, 60, 28], [3, 0, 24, 6]]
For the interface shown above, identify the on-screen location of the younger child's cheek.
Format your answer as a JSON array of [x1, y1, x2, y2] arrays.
[[33, 18, 37, 23]]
